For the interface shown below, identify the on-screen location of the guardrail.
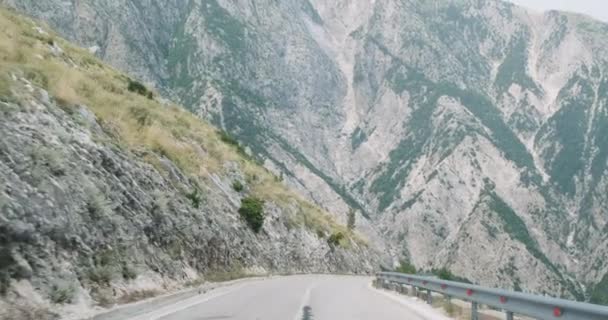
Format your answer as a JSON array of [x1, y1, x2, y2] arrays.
[[376, 272, 608, 320]]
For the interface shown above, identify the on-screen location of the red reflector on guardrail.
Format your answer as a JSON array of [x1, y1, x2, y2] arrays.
[[441, 284, 447, 289], [466, 289, 474, 296], [500, 296, 507, 303], [553, 307, 562, 317]]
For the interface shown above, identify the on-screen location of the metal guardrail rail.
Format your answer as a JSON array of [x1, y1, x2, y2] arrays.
[[377, 272, 608, 320]]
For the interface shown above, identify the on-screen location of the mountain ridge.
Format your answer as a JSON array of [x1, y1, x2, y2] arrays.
[[2, 0, 608, 304]]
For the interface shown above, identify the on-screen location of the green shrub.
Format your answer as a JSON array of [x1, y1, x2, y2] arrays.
[[327, 232, 344, 247], [129, 106, 152, 128], [127, 79, 152, 99], [238, 197, 265, 233], [232, 180, 244, 192], [185, 188, 202, 209], [218, 130, 239, 146], [218, 130, 250, 158], [127, 79, 146, 95], [49, 283, 75, 304], [396, 260, 417, 274], [122, 264, 137, 280], [86, 191, 111, 219], [88, 266, 113, 286], [434, 267, 455, 280]]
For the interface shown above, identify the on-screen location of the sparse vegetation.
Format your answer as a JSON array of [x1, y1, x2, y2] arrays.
[[232, 180, 244, 192], [121, 264, 137, 280], [88, 265, 113, 286], [347, 208, 356, 230], [395, 260, 417, 274], [49, 283, 75, 304], [238, 196, 265, 233], [130, 106, 153, 128], [185, 188, 202, 209], [86, 190, 111, 219], [30, 147, 65, 177], [0, 7, 367, 283], [127, 78, 153, 99], [218, 130, 249, 158], [327, 232, 344, 247], [434, 267, 455, 281]]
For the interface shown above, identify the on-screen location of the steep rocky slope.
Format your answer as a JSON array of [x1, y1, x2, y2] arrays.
[[3, 0, 608, 303], [0, 9, 379, 319]]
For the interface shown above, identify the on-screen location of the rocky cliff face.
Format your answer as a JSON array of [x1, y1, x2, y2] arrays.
[[3, 0, 608, 303], [0, 9, 379, 319]]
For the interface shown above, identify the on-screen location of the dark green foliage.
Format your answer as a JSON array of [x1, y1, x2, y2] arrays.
[[201, 0, 246, 52], [434, 268, 455, 280], [239, 197, 265, 233], [488, 191, 584, 300], [219, 130, 239, 146], [217, 129, 251, 159], [539, 75, 592, 195], [300, 0, 323, 25], [271, 133, 368, 217], [185, 188, 202, 209], [422, 267, 474, 283], [351, 127, 368, 150], [372, 64, 540, 212], [449, 87, 537, 171], [327, 232, 344, 247], [127, 79, 152, 98], [495, 35, 542, 95], [590, 273, 608, 305], [395, 260, 417, 274], [232, 180, 244, 192], [371, 67, 437, 211]]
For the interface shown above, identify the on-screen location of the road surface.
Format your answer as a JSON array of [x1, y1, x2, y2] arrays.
[[119, 275, 451, 320]]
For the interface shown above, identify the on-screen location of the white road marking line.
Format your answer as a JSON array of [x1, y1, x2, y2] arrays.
[[127, 284, 244, 320]]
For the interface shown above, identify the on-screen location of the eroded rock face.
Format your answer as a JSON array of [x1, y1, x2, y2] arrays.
[[0, 74, 378, 317], [4, 0, 608, 301]]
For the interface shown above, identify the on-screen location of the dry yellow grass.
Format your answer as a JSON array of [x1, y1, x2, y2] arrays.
[[0, 8, 366, 245]]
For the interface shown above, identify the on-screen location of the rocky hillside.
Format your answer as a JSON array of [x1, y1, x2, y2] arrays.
[[3, 0, 608, 303], [0, 8, 380, 319]]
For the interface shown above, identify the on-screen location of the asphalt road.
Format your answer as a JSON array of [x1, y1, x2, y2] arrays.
[[124, 275, 451, 320]]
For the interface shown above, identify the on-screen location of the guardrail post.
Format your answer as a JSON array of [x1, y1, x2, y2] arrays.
[[471, 301, 479, 320], [426, 289, 432, 304], [506, 311, 513, 320]]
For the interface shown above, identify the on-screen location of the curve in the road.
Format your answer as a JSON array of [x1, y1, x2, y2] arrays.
[[122, 275, 452, 320]]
